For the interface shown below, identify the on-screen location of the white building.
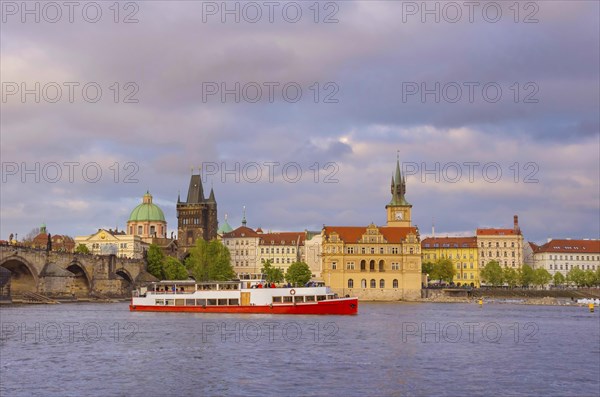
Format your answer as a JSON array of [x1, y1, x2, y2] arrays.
[[530, 239, 600, 277]]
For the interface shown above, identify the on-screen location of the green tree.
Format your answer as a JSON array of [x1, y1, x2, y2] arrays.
[[285, 262, 312, 286], [163, 257, 188, 280], [480, 261, 503, 286], [519, 264, 534, 287], [75, 244, 90, 254], [553, 271, 565, 287], [583, 269, 598, 287], [567, 267, 586, 287], [186, 239, 235, 282], [532, 268, 552, 288], [422, 261, 435, 275], [503, 267, 519, 288], [429, 259, 455, 283], [261, 259, 284, 283], [147, 244, 166, 279]]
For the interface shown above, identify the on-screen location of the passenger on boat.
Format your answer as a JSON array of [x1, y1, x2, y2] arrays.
[[257, 284, 263, 288], [270, 282, 276, 288]]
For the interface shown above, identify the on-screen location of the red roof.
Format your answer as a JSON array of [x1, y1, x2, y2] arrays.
[[259, 232, 305, 246], [476, 228, 521, 236], [323, 226, 417, 244], [421, 236, 477, 248], [534, 239, 600, 254], [223, 226, 260, 238]]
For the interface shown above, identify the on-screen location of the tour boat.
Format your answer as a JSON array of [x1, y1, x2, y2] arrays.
[[130, 274, 358, 315]]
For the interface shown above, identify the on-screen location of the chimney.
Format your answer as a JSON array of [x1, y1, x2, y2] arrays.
[[513, 215, 519, 231]]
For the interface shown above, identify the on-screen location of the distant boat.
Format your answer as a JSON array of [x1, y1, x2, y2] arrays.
[[576, 298, 600, 305], [130, 274, 358, 315]]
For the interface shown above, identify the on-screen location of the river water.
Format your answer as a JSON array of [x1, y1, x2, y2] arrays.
[[0, 302, 598, 397]]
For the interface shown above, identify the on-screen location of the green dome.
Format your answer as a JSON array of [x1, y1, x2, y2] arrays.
[[128, 192, 166, 222], [217, 215, 233, 234]]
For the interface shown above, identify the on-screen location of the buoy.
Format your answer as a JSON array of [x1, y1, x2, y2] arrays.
[[589, 303, 595, 313], [478, 299, 483, 307]]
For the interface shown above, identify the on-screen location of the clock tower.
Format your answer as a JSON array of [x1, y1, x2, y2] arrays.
[[385, 158, 412, 227]]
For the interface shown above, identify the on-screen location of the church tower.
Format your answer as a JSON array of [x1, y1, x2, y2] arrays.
[[177, 170, 218, 253], [385, 158, 412, 227]]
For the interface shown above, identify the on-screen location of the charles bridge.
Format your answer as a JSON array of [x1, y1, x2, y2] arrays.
[[0, 244, 155, 300]]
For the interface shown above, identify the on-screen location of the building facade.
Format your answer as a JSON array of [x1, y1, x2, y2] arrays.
[[476, 215, 524, 269], [257, 231, 305, 272], [304, 232, 323, 279], [321, 160, 422, 300], [127, 191, 167, 239], [421, 236, 480, 286], [30, 223, 75, 252], [530, 239, 600, 278], [222, 223, 261, 274], [75, 228, 147, 259], [177, 172, 218, 254]]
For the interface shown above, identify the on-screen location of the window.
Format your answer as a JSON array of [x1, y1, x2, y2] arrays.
[[391, 247, 399, 254], [391, 262, 400, 270], [361, 247, 366, 254], [370, 248, 375, 254], [348, 279, 354, 288], [150, 225, 156, 235], [370, 279, 376, 288], [137, 226, 143, 235], [379, 279, 385, 288], [347, 247, 355, 254], [380, 247, 384, 254], [361, 279, 366, 288], [360, 260, 366, 271], [346, 262, 355, 270], [331, 262, 337, 270], [393, 279, 398, 288]]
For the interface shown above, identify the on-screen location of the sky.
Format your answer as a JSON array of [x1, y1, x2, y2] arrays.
[[1, 1, 599, 244]]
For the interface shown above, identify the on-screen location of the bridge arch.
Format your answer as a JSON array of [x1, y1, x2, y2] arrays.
[[115, 268, 134, 288], [0, 256, 39, 293], [66, 261, 92, 296]]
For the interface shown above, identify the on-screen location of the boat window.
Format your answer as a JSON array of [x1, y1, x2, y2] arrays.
[[294, 296, 304, 303], [218, 299, 228, 306], [196, 299, 207, 306], [165, 299, 174, 305], [283, 296, 293, 303], [185, 299, 195, 306], [155, 299, 164, 305], [272, 297, 282, 303], [175, 299, 184, 306], [228, 299, 239, 306], [305, 295, 316, 302], [207, 299, 217, 306], [316, 295, 326, 301]]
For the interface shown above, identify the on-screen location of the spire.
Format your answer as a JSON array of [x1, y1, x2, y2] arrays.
[[207, 188, 216, 203], [242, 206, 247, 227], [177, 190, 180, 203], [387, 156, 411, 207], [185, 172, 205, 203]]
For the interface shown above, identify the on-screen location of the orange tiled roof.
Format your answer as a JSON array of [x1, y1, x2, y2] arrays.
[[534, 239, 600, 254], [259, 232, 305, 246], [323, 226, 417, 244], [421, 236, 477, 248], [223, 226, 260, 238], [476, 228, 521, 236]]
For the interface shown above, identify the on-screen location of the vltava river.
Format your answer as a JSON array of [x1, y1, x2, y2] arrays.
[[1, 302, 598, 396]]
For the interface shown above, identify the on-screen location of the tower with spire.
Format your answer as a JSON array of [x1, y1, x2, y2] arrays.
[[176, 168, 218, 253], [385, 155, 412, 227]]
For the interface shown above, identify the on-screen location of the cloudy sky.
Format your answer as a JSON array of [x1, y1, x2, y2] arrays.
[[1, 1, 599, 244]]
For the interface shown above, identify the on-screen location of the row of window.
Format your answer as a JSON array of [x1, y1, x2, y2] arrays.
[[547, 254, 600, 261], [327, 246, 415, 254], [480, 260, 517, 267], [272, 295, 328, 303], [235, 257, 294, 267], [481, 251, 517, 258], [331, 260, 402, 271], [425, 253, 475, 260], [455, 263, 475, 269], [549, 263, 598, 271], [155, 298, 240, 306], [454, 273, 476, 279], [424, 243, 472, 248], [347, 279, 399, 289], [480, 242, 517, 248]]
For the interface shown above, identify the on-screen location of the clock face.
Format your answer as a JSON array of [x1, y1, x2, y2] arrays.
[[395, 211, 403, 220]]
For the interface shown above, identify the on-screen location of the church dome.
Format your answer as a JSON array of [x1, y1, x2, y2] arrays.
[[128, 191, 166, 222], [217, 214, 233, 234]]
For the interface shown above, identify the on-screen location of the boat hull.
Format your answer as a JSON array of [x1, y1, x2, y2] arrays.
[[130, 297, 358, 315]]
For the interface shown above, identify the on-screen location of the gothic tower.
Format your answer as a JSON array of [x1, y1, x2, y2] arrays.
[[177, 171, 218, 254], [385, 158, 412, 227]]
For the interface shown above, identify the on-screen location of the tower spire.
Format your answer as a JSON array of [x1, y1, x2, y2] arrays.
[[242, 206, 247, 227]]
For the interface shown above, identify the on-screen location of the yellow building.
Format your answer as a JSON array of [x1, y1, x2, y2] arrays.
[[421, 237, 480, 287], [75, 228, 147, 259], [321, 160, 422, 300]]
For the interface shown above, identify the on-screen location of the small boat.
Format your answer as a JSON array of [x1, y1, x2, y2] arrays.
[[129, 274, 358, 315]]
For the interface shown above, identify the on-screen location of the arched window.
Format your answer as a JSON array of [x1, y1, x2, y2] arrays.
[[369, 260, 375, 271], [370, 279, 376, 288], [348, 279, 354, 288], [361, 279, 366, 288], [379, 279, 385, 288], [378, 260, 384, 272], [360, 260, 366, 271], [393, 279, 398, 288]]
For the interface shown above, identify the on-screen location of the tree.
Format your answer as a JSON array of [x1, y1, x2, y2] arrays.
[[520, 264, 534, 287], [567, 267, 586, 287], [422, 261, 435, 275], [429, 259, 455, 283], [147, 244, 166, 279], [163, 257, 188, 280], [285, 262, 312, 286], [532, 268, 552, 288], [480, 261, 503, 286], [22, 227, 40, 242], [261, 259, 284, 283], [186, 239, 235, 282], [553, 271, 565, 287], [583, 269, 598, 287], [503, 267, 519, 288], [75, 244, 90, 254]]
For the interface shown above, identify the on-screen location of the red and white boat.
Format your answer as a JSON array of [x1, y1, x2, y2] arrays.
[[130, 274, 358, 315]]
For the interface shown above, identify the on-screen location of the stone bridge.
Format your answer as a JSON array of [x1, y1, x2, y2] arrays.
[[0, 244, 155, 299]]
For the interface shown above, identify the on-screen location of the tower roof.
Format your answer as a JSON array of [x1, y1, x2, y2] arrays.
[[128, 191, 166, 222], [388, 158, 411, 206], [185, 174, 205, 203]]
